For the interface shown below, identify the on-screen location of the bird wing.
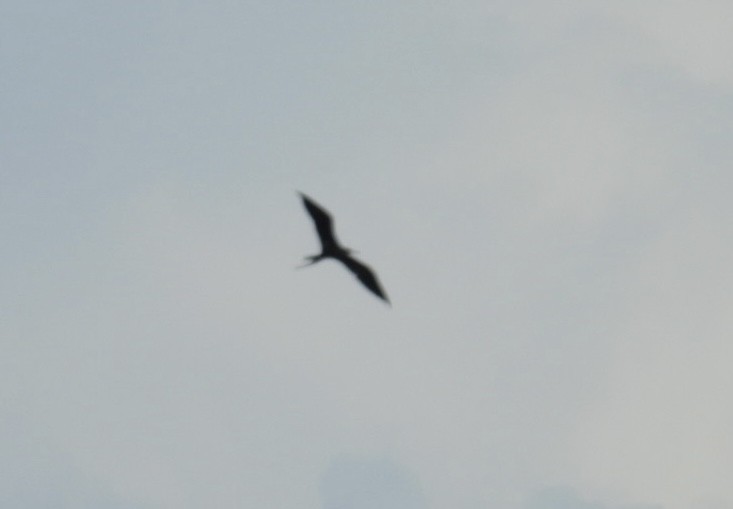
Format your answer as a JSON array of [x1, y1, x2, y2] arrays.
[[299, 192, 339, 250], [340, 255, 390, 303]]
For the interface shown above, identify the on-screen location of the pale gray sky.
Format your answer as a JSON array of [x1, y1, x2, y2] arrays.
[[2, 2, 732, 508]]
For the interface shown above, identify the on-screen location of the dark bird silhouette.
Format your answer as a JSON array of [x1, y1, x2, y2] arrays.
[[298, 192, 390, 304]]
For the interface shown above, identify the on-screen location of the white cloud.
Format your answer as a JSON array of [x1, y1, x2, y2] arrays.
[[573, 208, 733, 509], [608, 1, 733, 86]]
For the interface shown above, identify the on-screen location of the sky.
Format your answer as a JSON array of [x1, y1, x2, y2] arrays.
[[2, 1, 732, 508]]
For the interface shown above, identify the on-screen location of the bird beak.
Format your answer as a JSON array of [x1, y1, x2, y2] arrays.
[[295, 258, 317, 269]]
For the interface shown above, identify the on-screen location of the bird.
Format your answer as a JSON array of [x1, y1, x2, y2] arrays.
[[298, 192, 390, 304]]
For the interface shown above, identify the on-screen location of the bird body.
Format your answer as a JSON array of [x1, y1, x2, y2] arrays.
[[298, 192, 389, 304]]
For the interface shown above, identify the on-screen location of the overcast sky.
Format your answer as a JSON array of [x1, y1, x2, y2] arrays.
[[2, 1, 732, 508]]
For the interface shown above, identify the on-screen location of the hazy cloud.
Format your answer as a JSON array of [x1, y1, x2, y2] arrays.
[[320, 456, 427, 509], [525, 486, 661, 509]]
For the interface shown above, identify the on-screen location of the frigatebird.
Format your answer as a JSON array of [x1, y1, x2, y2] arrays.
[[298, 192, 390, 304]]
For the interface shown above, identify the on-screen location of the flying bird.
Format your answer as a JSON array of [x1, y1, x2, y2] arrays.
[[298, 192, 390, 304]]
